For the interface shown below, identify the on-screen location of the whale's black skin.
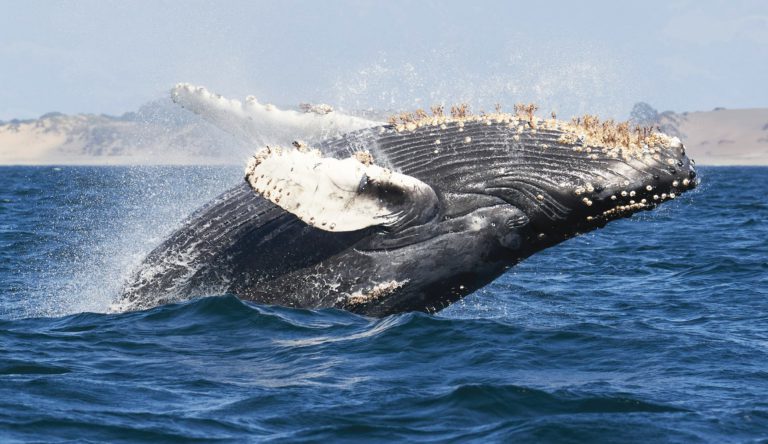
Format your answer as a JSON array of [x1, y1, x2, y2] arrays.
[[118, 119, 698, 316]]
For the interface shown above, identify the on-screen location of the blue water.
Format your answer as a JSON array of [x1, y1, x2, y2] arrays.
[[1, 166, 766, 442]]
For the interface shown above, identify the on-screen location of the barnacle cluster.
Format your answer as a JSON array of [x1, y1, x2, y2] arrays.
[[386, 103, 680, 161], [556, 114, 677, 158], [343, 280, 409, 306]]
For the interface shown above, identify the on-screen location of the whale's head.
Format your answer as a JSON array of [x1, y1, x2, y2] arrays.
[[370, 113, 700, 279], [483, 128, 699, 255]]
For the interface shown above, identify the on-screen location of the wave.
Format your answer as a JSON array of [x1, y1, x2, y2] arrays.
[[2, 167, 768, 442], [0, 294, 764, 442]]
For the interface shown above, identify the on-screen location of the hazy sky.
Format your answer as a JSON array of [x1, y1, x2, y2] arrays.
[[1, 0, 766, 120]]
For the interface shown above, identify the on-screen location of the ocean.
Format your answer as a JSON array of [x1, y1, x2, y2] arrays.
[[0, 166, 766, 442]]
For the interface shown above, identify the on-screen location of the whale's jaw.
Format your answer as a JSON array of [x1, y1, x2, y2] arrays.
[[507, 136, 699, 252]]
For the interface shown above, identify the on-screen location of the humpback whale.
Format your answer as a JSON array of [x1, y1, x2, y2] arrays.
[[115, 85, 698, 316]]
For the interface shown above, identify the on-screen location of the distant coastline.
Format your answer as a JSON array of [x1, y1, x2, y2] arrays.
[[643, 106, 768, 166], [2, 101, 767, 166]]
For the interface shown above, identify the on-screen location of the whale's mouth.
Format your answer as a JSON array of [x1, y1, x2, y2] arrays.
[[515, 136, 699, 243], [586, 161, 698, 225]]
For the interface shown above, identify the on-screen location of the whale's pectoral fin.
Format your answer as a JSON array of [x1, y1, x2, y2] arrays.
[[244, 147, 439, 232], [170, 83, 380, 144]]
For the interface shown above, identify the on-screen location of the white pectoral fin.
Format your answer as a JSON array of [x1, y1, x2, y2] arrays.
[[244, 148, 439, 232], [171, 83, 381, 143]]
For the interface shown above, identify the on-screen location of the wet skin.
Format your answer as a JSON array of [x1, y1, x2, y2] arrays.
[[118, 119, 697, 316]]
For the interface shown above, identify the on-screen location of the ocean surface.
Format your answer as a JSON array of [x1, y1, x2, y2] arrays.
[[0, 165, 766, 442]]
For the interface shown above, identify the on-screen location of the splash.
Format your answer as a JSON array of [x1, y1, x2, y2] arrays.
[[330, 43, 634, 120], [20, 84, 384, 317]]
